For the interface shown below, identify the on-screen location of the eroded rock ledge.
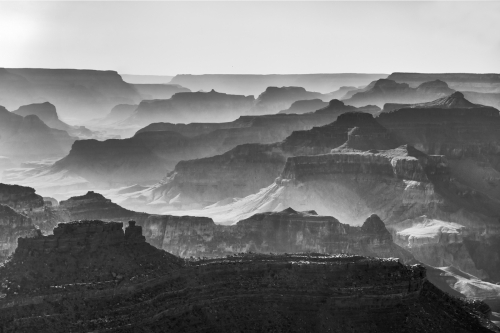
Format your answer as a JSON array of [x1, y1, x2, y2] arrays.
[[0, 220, 496, 332]]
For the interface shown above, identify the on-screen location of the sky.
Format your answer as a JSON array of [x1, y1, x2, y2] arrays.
[[0, 1, 499, 75]]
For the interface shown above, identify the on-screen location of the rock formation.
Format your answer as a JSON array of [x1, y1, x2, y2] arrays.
[[123, 109, 386, 211], [0, 204, 39, 262], [0, 220, 496, 332], [33, 107, 345, 189], [12, 102, 94, 138], [131, 83, 190, 100], [342, 79, 455, 107], [0, 68, 142, 121], [278, 98, 328, 114], [94, 103, 138, 124], [0, 107, 75, 161], [250, 86, 328, 115], [121, 89, 255, 126], [169, 73, 387, 95]]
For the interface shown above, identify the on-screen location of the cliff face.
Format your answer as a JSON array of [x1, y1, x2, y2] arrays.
[[122, 90, 255, 126], [46, 108, 344, 189], [343, 79, 456, 108], [0, 221, 495, 333], [0, 68, 142, 120], [0, 183, 45, 212], [278, 98, 328, 114], [250, 86, 327, 115], [0, 109, 75, 161], [0, 204, 39, 261], [12, 102, 96, 139], [123, 109, 386, 213]]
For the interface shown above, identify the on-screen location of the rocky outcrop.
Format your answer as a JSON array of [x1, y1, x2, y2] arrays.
[[0, 68, 141, 121], [12, 102, 95, 138], [281, 145, 448, 183], [123, 110, 392, 211], [170, 73, 387, 95], [0, 183, 44, 213], [0, 108, 75, 161], [151, 210, 414, 262], [122, 89, 255, 126], [278, 98, 328, 114], [0, 221, 496, 332], [0, 204, 39, 261], [250, 86, 327, 115], [45, 108, 345, 188]]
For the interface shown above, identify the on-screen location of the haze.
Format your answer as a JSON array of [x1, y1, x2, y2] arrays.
[[1, 1, 499, 75]]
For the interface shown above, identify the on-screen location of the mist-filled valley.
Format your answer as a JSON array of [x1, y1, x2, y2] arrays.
[[1, 0, 500, 331]]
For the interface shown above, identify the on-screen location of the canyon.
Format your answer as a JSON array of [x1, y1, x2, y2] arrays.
[[0, 219, 497, 332]]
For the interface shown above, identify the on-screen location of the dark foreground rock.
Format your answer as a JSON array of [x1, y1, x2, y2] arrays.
[[0, 220, 497, 333]]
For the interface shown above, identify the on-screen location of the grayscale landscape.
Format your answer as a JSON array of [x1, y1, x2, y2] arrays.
[[0, 1, 499, 332]]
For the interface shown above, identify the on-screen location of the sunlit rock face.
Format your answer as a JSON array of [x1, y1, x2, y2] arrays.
[[0, 68, 141, 121], [140, 209, 413, 262], [129, 110, 386, 213], [47, 108, 343, 190], [0, 220, 494, 332], [0, 204, 39, 261]]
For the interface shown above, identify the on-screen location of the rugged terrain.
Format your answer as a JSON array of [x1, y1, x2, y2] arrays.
[[0, 219, 496, 332], [0, 68, 141, 120], [0, 106, 75, 161], [170, 73, 387, 95]]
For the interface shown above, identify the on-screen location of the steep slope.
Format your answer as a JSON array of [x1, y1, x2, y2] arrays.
[[12, 102, 95, 138], [278, 98, 328, 114], [0, 204, 39, 262], [91, 103, 138, 124], [0, 220, 496, 333], [0, 68, 142, 120], [117, 107, 381, 212], [0, 110, 75, 161], [17, 107, 346, 193]]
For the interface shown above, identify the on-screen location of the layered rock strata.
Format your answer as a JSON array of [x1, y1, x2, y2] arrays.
[[0, 221, 496, 332]]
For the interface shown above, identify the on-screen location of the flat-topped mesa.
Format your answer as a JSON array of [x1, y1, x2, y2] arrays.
[[0, 183, 44, 212], [280, 145, 448, 183]]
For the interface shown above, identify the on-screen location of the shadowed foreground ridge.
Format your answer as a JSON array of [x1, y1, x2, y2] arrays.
[[0, 220, 497, 332]]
